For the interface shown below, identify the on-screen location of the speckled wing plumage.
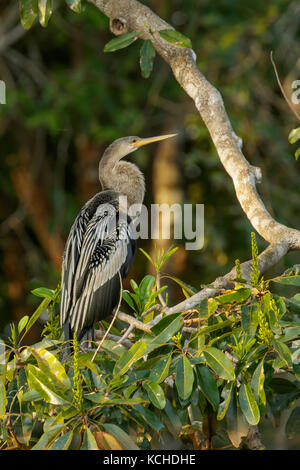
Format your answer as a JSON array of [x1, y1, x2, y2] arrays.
[[60, 190, 136, 342]]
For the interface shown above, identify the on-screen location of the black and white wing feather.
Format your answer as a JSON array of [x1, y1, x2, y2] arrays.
[[60, 193, 136, 340], [60, 204, 91, 329]]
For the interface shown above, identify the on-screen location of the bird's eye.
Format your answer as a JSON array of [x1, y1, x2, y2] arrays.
[[132, 139, 137, 143]]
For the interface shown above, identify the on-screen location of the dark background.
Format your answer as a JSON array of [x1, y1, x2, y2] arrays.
[[0, 0, 299, 448]]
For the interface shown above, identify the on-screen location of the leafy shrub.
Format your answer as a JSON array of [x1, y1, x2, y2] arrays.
[[1, 240, 300, 450]]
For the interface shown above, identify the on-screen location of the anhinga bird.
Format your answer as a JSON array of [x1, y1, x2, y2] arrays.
[[60, 133, 176, 347]]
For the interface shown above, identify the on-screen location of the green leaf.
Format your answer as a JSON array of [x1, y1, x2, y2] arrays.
[[175, 356, 194, 400], [288, 127, 300, 144], [31, 287, 55, 300], [109, 374, 128, 390], [197, 365, 220, 410], [238, 383, 260, 425], [159, 29, 192, 48], [65, 0, 82, 14], [104, 32, 139, 52], [293, 362, 300, 381], [193, 297, 219, 319], [50, 430, 73, 450], [160, 245, 179, 264], [285, 407, 300, 439], [163, 398, 182, 438], [272, 275, 300, 287], [272, 296, 286, 319], [22, 389, 41, 402], [101, 432, 123, 450], [31, 347, 71, 391], [38, 0, 52, 27], [18, 315, 29, 334], [139, 248, 153, 265], [196, 299, 210, 319], [241, 303, 259, 337], [162, 275, 197, 297], [149, 355, 172, 383], [122, 292, 136, 311], [139, 275, 155, 302], [150, 312, 183, 344], [226, 387, 248, 448], [140, 40, 156, 78], [80, 428, 99, 450], [15, 415, 34, 445], [85, 394, 145, 406], [281, 326, 300, 343], [134, 404, 165, 432], [251, 360, 266, 407], [0, 376, 7, 419], [216, 287, 251, 305], [143, 381, 166, 409], [130, 279, 139, 293], [78, 353, 99, 375], [81, 428, 99, 450], [113, 341, 146, 376], [25, 298, 52, 333], [271, 339, 292, 368], [32, 423, 65, 450], [103, 423, 139, 450], [27, 364, 70, 405], [191, 319, 233, 342], [100, 339, 127, 360], [295, 147, 300, 161], [203, 347, 235, 381], [18, 0, 38, 30], [208, 298, 219, 316], [217, 382, 233, 421]]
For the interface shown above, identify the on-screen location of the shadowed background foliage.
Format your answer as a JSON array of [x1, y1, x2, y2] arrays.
[[0, 1, 300, 447]]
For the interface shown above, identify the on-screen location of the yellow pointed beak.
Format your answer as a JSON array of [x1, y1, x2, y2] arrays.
[[132, 133, 177, 148]]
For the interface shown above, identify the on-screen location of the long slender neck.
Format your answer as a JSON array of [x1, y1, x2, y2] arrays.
[[99, 146, 145, 209]]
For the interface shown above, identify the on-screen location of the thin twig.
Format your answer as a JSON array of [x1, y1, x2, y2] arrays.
[[115, 324, 135, 346], [91, 272, 123, 362], [270, 50, 300, 122], [117, 311, 153, 333], [182, 326, 198, 334], [141, 303, 164, 318], [156, 272, 166, 306], [94, 330, 133, 348]]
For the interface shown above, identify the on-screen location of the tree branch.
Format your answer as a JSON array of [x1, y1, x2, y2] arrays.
[[88, 0, 300, 321], [88, 0, 300, 252], [159, 241, 289, 320]]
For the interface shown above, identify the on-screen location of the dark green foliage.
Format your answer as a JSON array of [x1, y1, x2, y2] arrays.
[[103, 32, 140, 53], [139, 40, 156, 79]]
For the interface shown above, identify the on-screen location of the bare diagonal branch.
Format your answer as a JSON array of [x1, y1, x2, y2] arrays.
[[88, 0, 300, 252], [88, 0, 300, 319]]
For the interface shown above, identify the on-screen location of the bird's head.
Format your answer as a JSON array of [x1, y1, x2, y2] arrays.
[[106, 133, 177, 161], [99, 133, 177, 206]]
